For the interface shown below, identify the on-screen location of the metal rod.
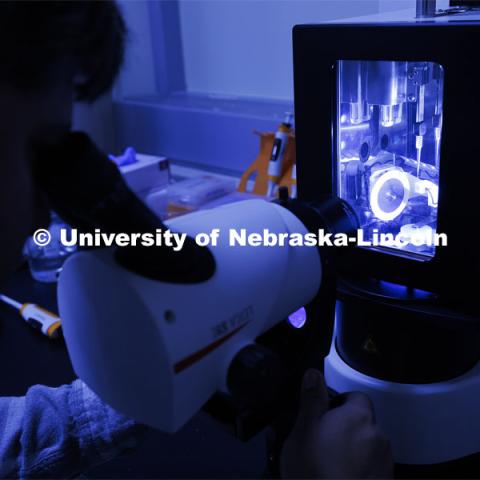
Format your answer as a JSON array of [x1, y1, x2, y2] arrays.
[[0, 294, 22, 310], [416, 0, 437, 18]]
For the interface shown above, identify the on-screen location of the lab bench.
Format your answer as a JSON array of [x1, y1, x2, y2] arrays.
[[0, 266, 266, 479]]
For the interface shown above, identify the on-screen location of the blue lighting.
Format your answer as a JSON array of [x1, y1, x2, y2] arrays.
[[337, 60, 443, 259], [288, 307, 307, 328], [379, 280, 434, 300]]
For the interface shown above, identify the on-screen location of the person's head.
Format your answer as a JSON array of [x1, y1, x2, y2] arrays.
[[0, 1, 126, 283]]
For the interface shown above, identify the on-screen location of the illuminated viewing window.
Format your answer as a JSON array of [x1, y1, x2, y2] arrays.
[[336, 60, 444, 258]]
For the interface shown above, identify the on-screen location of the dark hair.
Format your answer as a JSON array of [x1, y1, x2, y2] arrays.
[[0, 1, 126, 102]]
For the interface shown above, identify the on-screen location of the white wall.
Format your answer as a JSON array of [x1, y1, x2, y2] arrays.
[[73, 0, 157, 153], [115, 0, 157, 97], [178, 0, 381, 101], [378, 0, 413, 12], [378, 0, 449, 12]]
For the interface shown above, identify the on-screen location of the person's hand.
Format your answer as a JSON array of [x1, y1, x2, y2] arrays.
[[281, 369, 393, 479]]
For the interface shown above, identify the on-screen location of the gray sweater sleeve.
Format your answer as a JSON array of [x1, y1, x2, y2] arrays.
[[0, 380, 145, 478]]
